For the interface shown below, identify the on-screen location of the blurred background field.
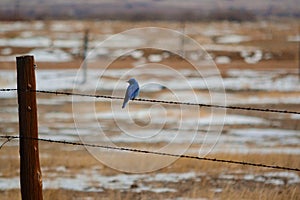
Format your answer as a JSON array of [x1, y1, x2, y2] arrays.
[[0, 1, 299, 199]]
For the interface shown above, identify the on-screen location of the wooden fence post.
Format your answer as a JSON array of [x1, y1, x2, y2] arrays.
[[81, 29, 89, 84], [17, 55, 43, 200]]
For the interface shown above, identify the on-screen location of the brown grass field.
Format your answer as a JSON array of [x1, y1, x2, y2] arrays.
[[0, 19, 299, 199]]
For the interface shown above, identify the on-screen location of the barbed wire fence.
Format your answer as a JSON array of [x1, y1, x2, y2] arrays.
[[1, 88, 300, 115], [1, 87, 300, 172], [0, 135, 300, 172]]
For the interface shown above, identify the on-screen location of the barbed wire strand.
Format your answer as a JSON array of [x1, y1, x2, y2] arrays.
[[0, 88, 17, 92], [0, 135, 299, 172], [1, 88, 299, 115], [0, 136, 13, 149]]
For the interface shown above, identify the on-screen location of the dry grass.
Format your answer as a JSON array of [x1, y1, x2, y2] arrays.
[[0, 143, 299, 199]]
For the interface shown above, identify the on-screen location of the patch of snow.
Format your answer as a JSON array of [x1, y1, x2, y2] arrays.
[[203, 44, 257, 52], [0, 170, 201, 193], [0, 55, 15, 62], [243, 174, 255, 180], [53, 40, 82, 48], [243, 50, 263, 64], [162, 52, 170, 59], [0, 22, 30, 32], [145, 172, 196, 182], [228, 95, 300, 105], [130, 50, 144, 59], [0, 37, 51, 47], [230, 128, 299, 138], [264, 172, 300, 185], [51, 22, 76, 32], [149, 188, 177, 193], [223, 70, 300, 91], [219, 174, 235, 180], [20, 31, 34, 37], [219, 172, 300, 186], [0, 177, 20, 190], [44, 112, 74, 120], [287, 35, 300, 42], [290, 114, 300, 119], [264, 52, 273, 60], [0, 68, 299, 101], [216, 34, 251, 44], [215, 56, 231, 64], [148, 54, 163, 62], [209, 147, 300, 155], [133, 57, 147, 67], [56, 166, 67, 172], [211, 188, 223, 193], [95, 34, 145, 48], [1, 48, 12, 55], [201, 28, 222, 37], [265, 179, 285, 185], [39, 135, 78, 142], [29, 48, 73, 62], [184, 115, 267, 126], [188, 52, 200, 61]]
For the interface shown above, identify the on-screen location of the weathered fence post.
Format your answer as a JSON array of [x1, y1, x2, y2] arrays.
[[82, 29, 89, 84], [17, 55, 43, 200]]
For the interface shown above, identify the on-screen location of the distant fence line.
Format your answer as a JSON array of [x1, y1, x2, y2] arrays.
[[1, 88, 300, 115], [0, 135, 299, 172]]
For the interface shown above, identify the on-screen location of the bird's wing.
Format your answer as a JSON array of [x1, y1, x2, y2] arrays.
[[122, 86, 131, 108], [122, 82, 139, 109], [128, 83, 139, 99]]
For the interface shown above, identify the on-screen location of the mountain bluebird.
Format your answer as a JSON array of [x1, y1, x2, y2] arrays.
[[122, 78, 140, 109]]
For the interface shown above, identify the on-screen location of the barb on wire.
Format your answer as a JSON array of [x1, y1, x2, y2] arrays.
[[1, 88, 300, 115], [0, 135, 299, 172], [0, 136, 14, 149]]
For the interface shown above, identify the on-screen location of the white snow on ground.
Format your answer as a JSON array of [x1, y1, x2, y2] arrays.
[[287, 35, 300, 42], [215, 56, 231, 64], [218, 172, 300, 186], [230, 128, 299, 138], [182, 115, 267, 126], [0, 48, 73, 62], [0, 177, 19, 190], [0, 171, 199, 192], [1, 48, 12, 55], [107, 125, 300, 147], [93, 34, 145, 48], [227, 95, 300, 105], [208, 147, 300, 155], [130, 50, 144, 59], [53, 40, 82, 48], [202, 44, 257, 52], [1, 169, 298, 192], [148, 54, 163, 62], [216, 34, 251, 44], [0, 69, 300, 99], [228, 128, 300, 146], [241, 50, 263, 64], [50, 22, 78, 32], [201, 27, 232, 37], [29, 48, 73, 62], [0, 37, 51, 47], [0, 22, 35, 32]]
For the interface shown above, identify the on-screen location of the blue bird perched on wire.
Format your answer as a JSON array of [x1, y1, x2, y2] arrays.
[[122, 78, 140, 109]]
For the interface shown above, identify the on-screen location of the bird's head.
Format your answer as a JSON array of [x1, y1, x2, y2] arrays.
[[127, 78, 137, 84]]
